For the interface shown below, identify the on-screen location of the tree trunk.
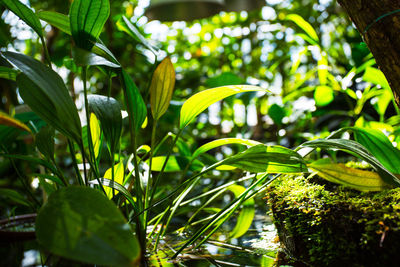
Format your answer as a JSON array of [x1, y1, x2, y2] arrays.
[[337, 0, 400, 106]]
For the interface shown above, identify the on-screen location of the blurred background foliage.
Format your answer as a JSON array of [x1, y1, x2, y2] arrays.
[[1, 0, 399, 211]]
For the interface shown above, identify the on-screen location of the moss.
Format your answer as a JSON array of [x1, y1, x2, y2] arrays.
[[266, 175, 400, 266]]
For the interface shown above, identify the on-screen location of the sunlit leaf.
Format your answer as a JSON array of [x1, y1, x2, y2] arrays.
[[104, 161, 124, 199], [318, 53, 328, 85], [314, 85, 334, 107], [192, 138, 261, 159], [222, 145, 307, 173], [35, 125, 55, 162], [36, 187, 140, 266], [0, 111, 32, 134], [285, 14, 319, 43], [69, 0, 110, 50], [120, 69, 147, 132], [149, 156, 204, 172], [301, 138, 400, 187], [2, 51, 82, 143], [90, 113, 101, 159], [88, 94, 122, 152], [349, 127, 400, 174], [228, 185, 255, 239], [37, 11, 71, 35], [1, 0, 43, 38], [0, 66, 18, 81], [180, 85, 265, 129], [309, 159, 390, 191], [363, 67, 390, 89], [150, 57, 175, 120], [116, 16, 158, 55]]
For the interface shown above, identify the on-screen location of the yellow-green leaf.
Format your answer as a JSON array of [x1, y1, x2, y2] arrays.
[[318, 53, 328, 85], [180, 85, 265, 129], [228, 185, 255, 239], [0, 111, 32, 134], [192, 138, 261, 159], [90, 113, 101, 159], [285, 14, 319, 43], [104, 161, 124, 199], [314, 85, 334, 107], [309, 160, 391, 192], [150, 57, 175, 120]]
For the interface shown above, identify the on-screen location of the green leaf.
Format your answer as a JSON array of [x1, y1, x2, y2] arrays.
[[116, 16, 158, 55], [0, 66, 18, 80], [301, 139, 400, 187], [104, 161, 124, 199], [37, 11, 71, 35], [192, 138, 261, 159], [318, 53, 328, 85], [363, 67, 390, 89], [350, 127, 400, 174], [180, 85, 265, 129], [0, 188, 30, 207], [36, 187, 140, 266], [205, 72, 244, 87], [227, 185, 255, 239], [88, 94, 122, 152], [222, 144, 307, 173], [2, 51, 82, 143], [150, 57, 175, 120], [268, 104, 286, 125], [119, 69, 147, 132], [150, 156, 204, 172], [314, 85, 334, 107], [285, 14, 319, 43], [1, 0, 43, 38], [72, 47, 120, 68], [0, 111, 32, 134], [309, 160, 390, 191], [0, 154, 58, 174], [90, 113, 101, 159], [35, 125, 55, 162], [69, 0, 110, 50]]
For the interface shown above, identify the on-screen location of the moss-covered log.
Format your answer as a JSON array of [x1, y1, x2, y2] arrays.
[[266, 176, 400, 266]]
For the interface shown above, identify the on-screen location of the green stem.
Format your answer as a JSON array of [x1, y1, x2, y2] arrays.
[[40, 36, 52, 69], [108, 75, 112, 97], [67, 139, 84, 186]]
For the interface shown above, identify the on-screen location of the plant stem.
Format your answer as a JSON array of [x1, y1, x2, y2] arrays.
[[67, 139, 84, 186], [40, 36, 52, 69]]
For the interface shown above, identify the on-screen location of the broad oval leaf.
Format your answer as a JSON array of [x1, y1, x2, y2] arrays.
[[36, 187, 140, 266], [35, 125, 55, 162], [1, 0, 43, 38], [150, 57, 175, 120], [285, 14, 318, 43], [88, 94, 122, 152], [2, 52, 82, 143], [192, 138, 261, 159], [104, 161, 125, 199], [120, 69, 147, 132], [350, 127, 400, 174], [309, 160, 390, 192], [37, 11, 71, 35], [180, 85, 265, 129], [69, 0, 110, 50], [301, 139, 400, 187], [0, 111, 32, 134], [117, 16, 158, 55], [314, 85, 334, 107], [228, 185, 255, 239], [222, 144, 307, 173]]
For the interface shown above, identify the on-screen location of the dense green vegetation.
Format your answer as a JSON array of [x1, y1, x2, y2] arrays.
[[1, 0, 400, 266]]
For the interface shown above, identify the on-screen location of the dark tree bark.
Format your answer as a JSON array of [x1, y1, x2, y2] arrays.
[[337, 0, 400, 106]]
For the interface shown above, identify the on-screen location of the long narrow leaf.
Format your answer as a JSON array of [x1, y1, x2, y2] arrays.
[[285, 14, 318, 43], [0, 111, 32, 134], [0, 66, 18, 80], [192, 138, 261, 159]]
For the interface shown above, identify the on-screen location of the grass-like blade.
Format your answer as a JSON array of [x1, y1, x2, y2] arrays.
[[2, 51, 82, 143], [192, 138, 261, 159], [149, 156, 204, 172], [0, 154, 58, 174], [309, 159, 390, 191], [180, 85, 265, 129], [0, 111, 32, 134], [69, 0, 110, 50], [36, 187, 140, 266], [285, 14, 318, 43], [302, 139, 400, 187], [1, 0, 43, 38], [88, 94, 122, 152], [120, 69, 147, 132], [150, 57, 175, 120], [0, 188, 31, 207]]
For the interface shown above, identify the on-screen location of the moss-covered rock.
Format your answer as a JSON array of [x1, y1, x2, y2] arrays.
[[266, 175, 400, 266]]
